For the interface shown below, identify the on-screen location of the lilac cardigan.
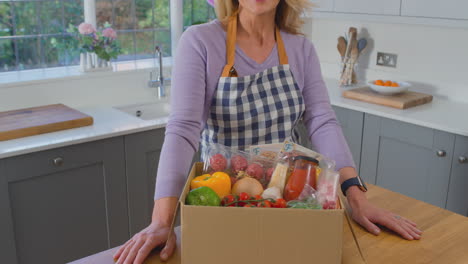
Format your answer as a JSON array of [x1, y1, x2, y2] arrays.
[[154, 20, 354, 200]]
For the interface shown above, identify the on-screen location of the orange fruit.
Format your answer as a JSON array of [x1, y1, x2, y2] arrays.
[[374, 80, 384, 86], [391, 82, 399, 87], [384, 80, 392, 86]]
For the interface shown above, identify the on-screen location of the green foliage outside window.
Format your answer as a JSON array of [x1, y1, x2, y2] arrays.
[[0, 0, 215, 72]]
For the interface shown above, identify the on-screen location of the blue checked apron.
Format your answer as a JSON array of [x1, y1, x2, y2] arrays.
[[201, 14, 305, 150]]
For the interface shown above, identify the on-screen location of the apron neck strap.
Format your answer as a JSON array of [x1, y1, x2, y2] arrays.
[[221, 13, 288, 78]]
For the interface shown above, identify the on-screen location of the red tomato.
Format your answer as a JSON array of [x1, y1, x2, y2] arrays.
[[221, 194, 236, 206], [243, 204, 256, 208], [257, 200, 272, 208], [272, 198, 287, 208], [250, 195, 263, 205], [239, 192, 250, 201]]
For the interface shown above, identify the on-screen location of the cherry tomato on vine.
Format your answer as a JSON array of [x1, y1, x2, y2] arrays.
[[272, 198, 287, 208], [222, 194, 236, 206], [257, 200, 272, 208], [244, 204, 256, 208]]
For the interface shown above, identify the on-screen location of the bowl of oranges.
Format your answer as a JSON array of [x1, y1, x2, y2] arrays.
[[368, 80, 411, 95]]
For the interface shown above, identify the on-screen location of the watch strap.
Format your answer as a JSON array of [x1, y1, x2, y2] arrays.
[[341, 177, 364, 196]]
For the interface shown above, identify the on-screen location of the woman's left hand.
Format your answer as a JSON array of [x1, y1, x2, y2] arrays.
[[346, 186, 422, 240]]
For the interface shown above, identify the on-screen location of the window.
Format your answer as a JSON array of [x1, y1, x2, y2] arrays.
[[183, 0, 216, 28], [0, 0, 84, 72], [0, 0, 215, 73]]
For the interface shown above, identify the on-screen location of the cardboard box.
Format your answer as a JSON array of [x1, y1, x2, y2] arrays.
[[179, 163, 345, 264]]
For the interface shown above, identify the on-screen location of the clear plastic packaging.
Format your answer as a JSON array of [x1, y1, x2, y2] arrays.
[[286, 185, 322, 209], [316, 169, 340, 209], [249, 143, 284, 162], [201, 143, 275, 187], [279, 141, 336, 171]]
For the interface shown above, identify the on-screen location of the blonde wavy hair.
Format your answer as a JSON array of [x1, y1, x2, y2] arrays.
[[215, 0, 312, 35]]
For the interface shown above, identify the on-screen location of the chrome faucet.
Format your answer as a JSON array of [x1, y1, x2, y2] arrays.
[[148, 45, 169, 98]]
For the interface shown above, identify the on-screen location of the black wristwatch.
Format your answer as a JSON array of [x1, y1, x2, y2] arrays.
[[341, 176, 368, 196]]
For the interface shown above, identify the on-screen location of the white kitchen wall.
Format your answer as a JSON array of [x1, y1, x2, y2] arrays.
[[303, 17, 468, 103], [0, 68, 169, 112]]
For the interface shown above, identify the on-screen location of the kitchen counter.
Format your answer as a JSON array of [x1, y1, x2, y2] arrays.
[[0, 105, 168, 159], [69, 184, 468, 264], [1, 79, 467, 159], [324, 79, 468, 137]]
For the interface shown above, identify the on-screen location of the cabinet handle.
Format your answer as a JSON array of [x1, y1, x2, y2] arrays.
[[436, 150, 446, 157], [459, 156, 468, 164], [53, 157, 64, 166]]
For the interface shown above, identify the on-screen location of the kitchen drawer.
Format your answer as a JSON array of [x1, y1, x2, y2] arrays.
[[4, 138, 120, 182]]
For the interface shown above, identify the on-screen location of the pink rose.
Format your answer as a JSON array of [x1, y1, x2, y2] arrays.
[[102, 27, 117, 39], [78, 23, 96, 35]]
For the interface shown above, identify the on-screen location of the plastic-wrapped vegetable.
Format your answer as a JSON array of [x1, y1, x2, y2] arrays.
[[316, 169, 340, 209]]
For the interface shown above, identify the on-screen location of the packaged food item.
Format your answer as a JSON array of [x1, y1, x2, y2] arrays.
[[202, 143, 275, 186], [201, 143, 231, 174], [262, 186, 282, 200], [279, 141, 336, 171], [287, 196, 322, 209], [249, 143, 284, 162], [230, 154, 249, 174], [286, 184, 322, 209], [316, 169, 340, 209], [267, 162, 289, 194], [283, 156, 319, 201]]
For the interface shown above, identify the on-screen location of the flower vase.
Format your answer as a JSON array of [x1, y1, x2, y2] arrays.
[[79, 52, 112, 72]]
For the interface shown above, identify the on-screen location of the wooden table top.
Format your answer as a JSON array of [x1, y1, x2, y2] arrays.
[[69, 185, 468, 264]]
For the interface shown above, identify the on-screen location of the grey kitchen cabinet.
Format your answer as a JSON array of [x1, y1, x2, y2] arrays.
[[332, 106, 364, 173], [0, 137, 129, 264], [446, 136, 468, 216], [124, 128, 165, 236], [295, 106, 364, 173], [360, 114, 455, 209]]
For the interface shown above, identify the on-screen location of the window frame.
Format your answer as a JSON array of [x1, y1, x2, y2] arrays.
[[0, 0, 215, 84]]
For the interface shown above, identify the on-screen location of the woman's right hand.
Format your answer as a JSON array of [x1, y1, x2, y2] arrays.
[[113, 222, 176, 264], [113, 197, 179, 264]]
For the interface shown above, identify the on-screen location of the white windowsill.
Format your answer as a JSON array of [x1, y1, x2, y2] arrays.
[[0, 57, 173, 89]]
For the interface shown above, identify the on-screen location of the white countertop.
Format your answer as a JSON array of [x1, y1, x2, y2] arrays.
[[0, 106, 168, 159], [0, 79, 467, 159], [324, 79, 468, 137]]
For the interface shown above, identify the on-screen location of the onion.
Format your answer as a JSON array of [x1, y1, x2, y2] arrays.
[[232, 177, 264, 196]]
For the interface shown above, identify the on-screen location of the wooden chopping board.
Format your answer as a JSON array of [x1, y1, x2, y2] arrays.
[[0, 104, 93, 141], [342, 87, 433, 109]]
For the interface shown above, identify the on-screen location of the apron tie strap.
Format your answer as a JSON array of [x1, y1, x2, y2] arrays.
[[221, 12, 288, 78]]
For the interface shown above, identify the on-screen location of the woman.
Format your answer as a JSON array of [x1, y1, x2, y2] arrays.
[[114, 1, 422, 263]]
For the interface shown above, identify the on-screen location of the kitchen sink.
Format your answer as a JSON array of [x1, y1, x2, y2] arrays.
[[115, 101, 170, 120]]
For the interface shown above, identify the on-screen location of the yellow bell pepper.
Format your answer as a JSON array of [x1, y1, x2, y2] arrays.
[[190, 172, 231, 198]]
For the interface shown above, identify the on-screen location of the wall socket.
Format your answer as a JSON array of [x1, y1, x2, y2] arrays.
[[377, 52, 398, 68]]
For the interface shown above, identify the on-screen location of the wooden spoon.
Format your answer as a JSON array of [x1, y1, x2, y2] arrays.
[[337, 36, 347, 59]]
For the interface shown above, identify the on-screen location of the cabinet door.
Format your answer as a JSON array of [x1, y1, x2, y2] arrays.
[[334, 0, 400, 15], [312, 0, 334, 12], [1, 137, 129, 264], [332, 106, 364, 173], [360, 114, 455, 208], [446, 136, 468, 216], [402, 0, 468, 20], [125, 129, 165, 236]]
